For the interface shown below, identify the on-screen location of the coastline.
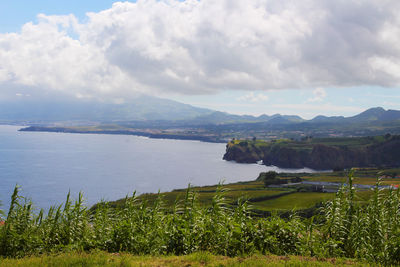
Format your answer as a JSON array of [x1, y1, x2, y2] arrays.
[[18, 126, 227, 144]]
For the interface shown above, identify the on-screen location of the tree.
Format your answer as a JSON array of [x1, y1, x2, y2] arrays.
[[264, 171, 277, 180], [263, 171, 278, 187]]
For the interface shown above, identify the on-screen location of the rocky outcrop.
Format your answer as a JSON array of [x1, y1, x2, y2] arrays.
[[223, 136, 400, 170], [223, 141, 264, 163]]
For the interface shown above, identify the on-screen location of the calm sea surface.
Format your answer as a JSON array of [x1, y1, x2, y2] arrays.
[[0, 125, 316, 210]]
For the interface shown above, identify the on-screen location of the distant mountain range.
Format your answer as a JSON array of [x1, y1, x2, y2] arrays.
[[188, 107, 400, 126], [189, 111, 305, 125], [1, 95, 400, 127], [0, 95, 213, 123], [309, 107, 400, 124]]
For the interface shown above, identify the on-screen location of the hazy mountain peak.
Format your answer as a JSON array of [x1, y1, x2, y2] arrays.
[[310, 115, 345, 123], [348, 107, 386, 122], [257, 114, 270, 120], [360, 107, 385, 114]]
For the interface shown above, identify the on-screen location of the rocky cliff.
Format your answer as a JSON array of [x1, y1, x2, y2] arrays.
[[223, 136, 400, 170]]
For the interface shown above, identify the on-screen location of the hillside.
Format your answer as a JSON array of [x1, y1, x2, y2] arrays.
[[223, 135, 400, 169]]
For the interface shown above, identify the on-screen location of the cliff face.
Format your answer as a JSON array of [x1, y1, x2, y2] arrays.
[[223, 136, 400, 170], [223, 141, 264, 163]]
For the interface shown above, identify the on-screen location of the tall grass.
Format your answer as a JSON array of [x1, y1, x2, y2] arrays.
[[322, 172, 400, 264], [0, 175, 399, 265]]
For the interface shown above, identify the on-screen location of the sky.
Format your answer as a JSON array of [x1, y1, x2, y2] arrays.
[[0, 1, 400, 119]]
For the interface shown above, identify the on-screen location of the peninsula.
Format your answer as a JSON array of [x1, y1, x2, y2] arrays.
[[223, 134, 400, 170]]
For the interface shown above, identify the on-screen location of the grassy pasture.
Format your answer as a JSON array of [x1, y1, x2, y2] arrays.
[[251, 192, 335, 211]]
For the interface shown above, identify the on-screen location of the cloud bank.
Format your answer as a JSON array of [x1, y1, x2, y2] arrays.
[[0, 0, 400, 101]]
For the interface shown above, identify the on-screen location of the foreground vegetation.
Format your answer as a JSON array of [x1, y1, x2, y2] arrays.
[[0, 251, 366, 266], [0, 173, 399, 265]]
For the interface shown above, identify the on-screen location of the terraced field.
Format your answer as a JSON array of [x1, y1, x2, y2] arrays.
[[251, 192, 335, 211], [105, 168, 400, 213]]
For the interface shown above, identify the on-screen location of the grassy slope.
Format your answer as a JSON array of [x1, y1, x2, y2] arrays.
[[106, 168, 400, 212], [0, 251, 368, 267], [251, 192, 335, 211]]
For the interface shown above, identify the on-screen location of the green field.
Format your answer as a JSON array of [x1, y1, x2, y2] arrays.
[[106, 168, 400, 213], [108, 186, 288, 209], [251, 192, 335, 211]]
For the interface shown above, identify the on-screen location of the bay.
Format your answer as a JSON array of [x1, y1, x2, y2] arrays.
[[0, 125, 316, 210]]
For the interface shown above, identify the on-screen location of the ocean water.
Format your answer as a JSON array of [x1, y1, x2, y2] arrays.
[[0, 125, 315, 210]]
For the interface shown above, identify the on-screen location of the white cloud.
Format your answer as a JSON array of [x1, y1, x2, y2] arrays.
[[0, 0, 400, 101], [308, 87, 327, 102], [0, 13, 142, 101], [237, 92, 269, 102]]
